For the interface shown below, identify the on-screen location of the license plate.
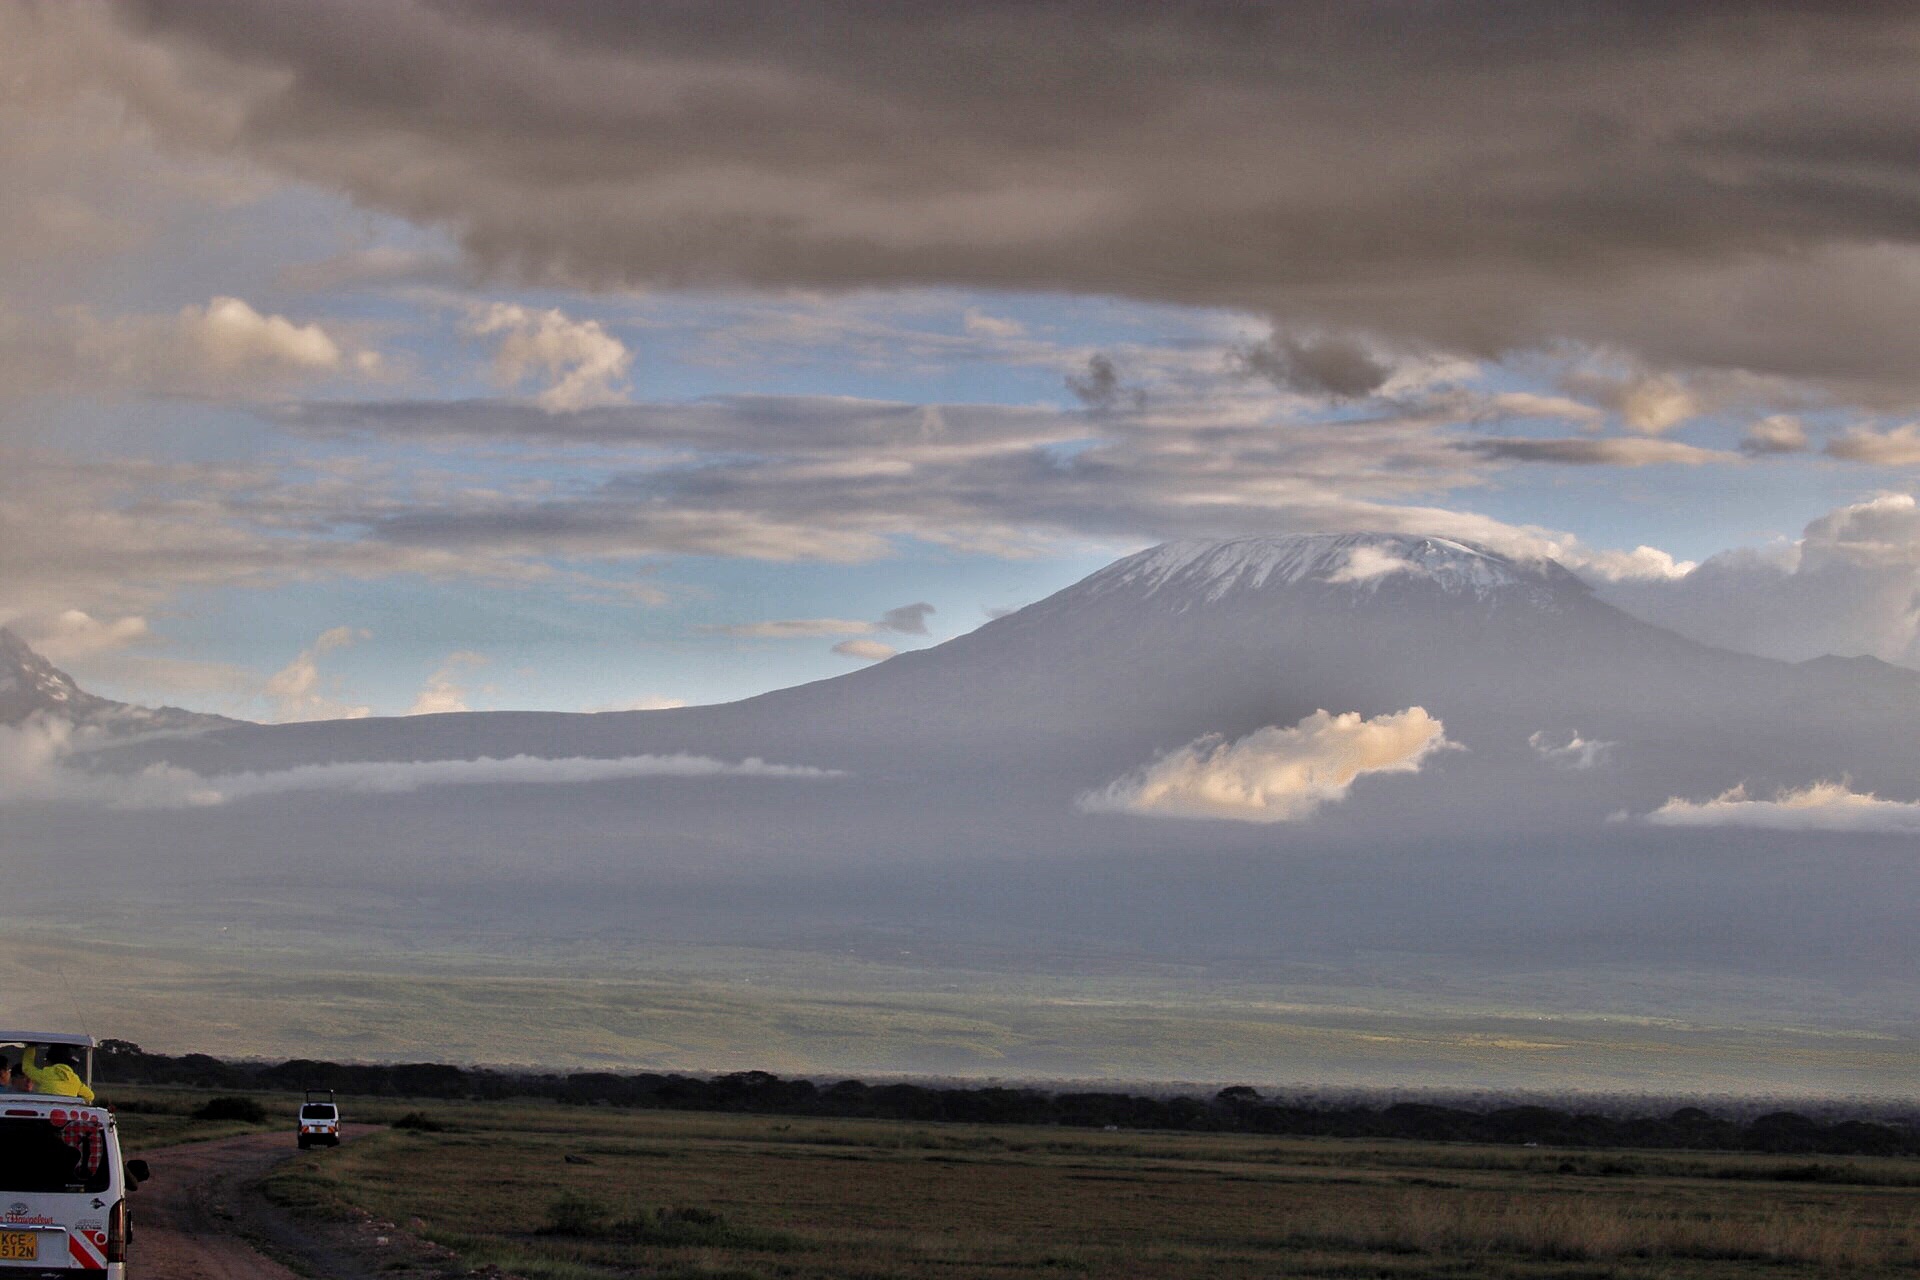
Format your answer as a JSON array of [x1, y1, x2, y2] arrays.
[[0, 1231, 36, 1261]]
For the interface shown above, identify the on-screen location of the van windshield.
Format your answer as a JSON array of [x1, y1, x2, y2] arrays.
[[0, 1114, 111, 1194], [300, 1104, 336, 1120]]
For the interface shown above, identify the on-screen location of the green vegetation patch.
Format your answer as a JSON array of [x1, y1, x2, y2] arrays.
[[105, 1086, 279, 1150], [541, 1195, 800, 1252], [192, 1095, 269, 1123], [261, 1159, 364, 1224]]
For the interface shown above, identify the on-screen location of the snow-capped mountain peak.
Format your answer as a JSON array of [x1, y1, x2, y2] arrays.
[[1074, 532, 1582, 607], [0, 627, 97, 718], [0, 627, 236, 732]]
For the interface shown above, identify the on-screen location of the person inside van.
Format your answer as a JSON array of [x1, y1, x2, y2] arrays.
[[0, 1054, 21, 1091], [5, 1120, 82, 1192], [21, 1045, 93, 1102]]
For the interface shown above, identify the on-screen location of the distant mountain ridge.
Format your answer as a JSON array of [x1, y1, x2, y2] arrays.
[[0, 627, 238, 732]]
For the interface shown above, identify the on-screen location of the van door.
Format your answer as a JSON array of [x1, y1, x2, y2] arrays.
[[0, 1108, 119, 1272]]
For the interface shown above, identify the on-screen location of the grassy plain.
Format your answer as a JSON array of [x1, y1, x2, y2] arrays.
[[122, 1090, 1920, 1280], [12, 905, 1920, 1095]]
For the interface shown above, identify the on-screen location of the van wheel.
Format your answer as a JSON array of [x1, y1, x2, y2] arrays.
[[297, 1136, 310, 1150]]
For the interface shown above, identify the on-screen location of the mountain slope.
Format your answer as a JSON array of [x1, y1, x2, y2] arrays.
[[694, 532, 1786, 773], [0, 627, 237, 733]]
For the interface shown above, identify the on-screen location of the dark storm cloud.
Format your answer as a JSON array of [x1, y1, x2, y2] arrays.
[[878, 603, 934, 635], [1467, 437, 1735, 466], [1065, 354, 1141, 412], [1235, 335, 1393, 400], [91, 0, 1920, 402]]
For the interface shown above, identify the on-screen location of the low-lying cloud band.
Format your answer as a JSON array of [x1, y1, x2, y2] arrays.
[[0, 717, 843, 810], [1643, 781, 1920, 834]]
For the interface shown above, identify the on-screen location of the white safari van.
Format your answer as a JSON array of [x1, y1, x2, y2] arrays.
[[0, 1031, 150, 1277], [296, 1090, 340, 1149]]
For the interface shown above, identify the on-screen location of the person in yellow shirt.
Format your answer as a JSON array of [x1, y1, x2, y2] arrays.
[[20, 1046, 93, 1103]]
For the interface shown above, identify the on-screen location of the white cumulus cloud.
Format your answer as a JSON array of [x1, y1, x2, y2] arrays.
[[832, 638, 897, 662], [1600, 493, 1920, 666], [961, 308, 1025, 339], [1080, 707, 1455, 823], [1481, 392, 1607, 430], [1616, 374, 1700, 436], [1644, 781, 1920, 833], [1560, 367, 1700, 435], [407, 650, 487, 716], [1326, 545, 1419, 584], [48, 296, 384, 399], [1742, 414, 1808, 456], [265, 626, 372, 723], [1556, 543, 1698, 583], [1529, 730, 1614, 770], [467, 302, 632, 412], [176, 295, 352, 374], [1825, 423, 1920, 466], [7, 610, 149, 661]]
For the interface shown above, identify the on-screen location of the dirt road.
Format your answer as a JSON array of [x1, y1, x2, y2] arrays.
[[129, 1127, 377, 1280]]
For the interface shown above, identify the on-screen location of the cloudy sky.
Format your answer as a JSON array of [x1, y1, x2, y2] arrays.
[[10, 1, 1920, 719]]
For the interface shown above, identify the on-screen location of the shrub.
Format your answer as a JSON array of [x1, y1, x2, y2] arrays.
[[539, 1199, 796, 1251], [391, 1111, 446, 1132], [192, 1095, 267, 1123], [611, 1206, 798, 1252], [540, 1192, 611, 1237]]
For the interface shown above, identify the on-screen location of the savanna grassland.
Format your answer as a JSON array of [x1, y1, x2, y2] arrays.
[[14, 908, 1918, 1095], [120, 1090, 1920, 1280]]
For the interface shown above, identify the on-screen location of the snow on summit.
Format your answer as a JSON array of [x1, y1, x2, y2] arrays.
[[0, 627, 235, 732], [1078, 533, 1581, 607], [0, 627, 92, 718]]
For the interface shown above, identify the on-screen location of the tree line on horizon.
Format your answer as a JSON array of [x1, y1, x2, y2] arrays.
[[93, 1041, 1919, 1159]]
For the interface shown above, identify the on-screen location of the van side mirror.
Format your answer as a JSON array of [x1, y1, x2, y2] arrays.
[[126, 1159, 151, 1184]]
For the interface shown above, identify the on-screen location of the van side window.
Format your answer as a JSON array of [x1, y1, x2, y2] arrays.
[[0, 1114, 110, 1194]]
